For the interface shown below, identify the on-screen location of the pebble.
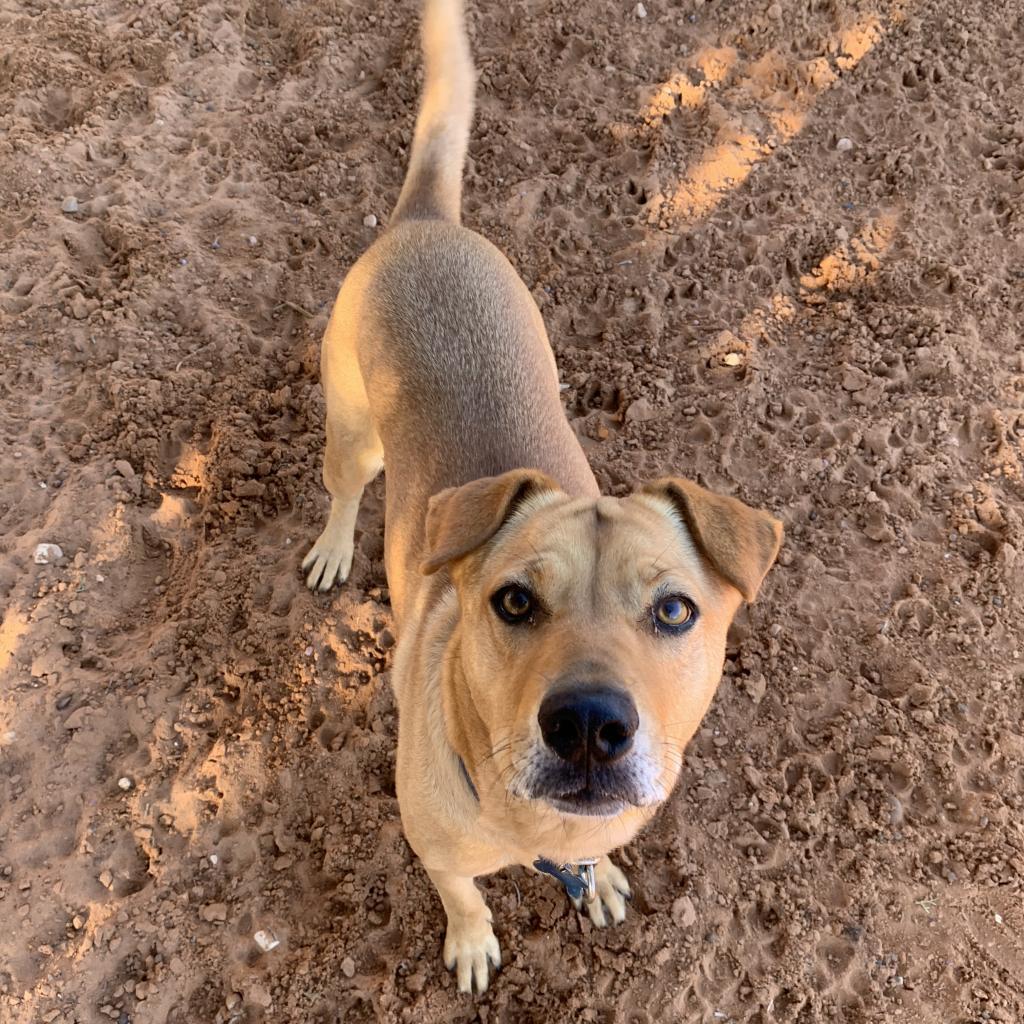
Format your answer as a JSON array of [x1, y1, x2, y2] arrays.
[[722, 352, 742, 366], [117, 777, 133, 791], [254, 929, 280, 952], [200, 902, 228, 922], [362, 213, 378, 228], [113, 460, 135, 479], [248, 984, 272, 1008], [247, 235, 258, 246], [56, 694, 73, 710], [671, 895, 698, 928], [99, 869, 114, 890], [341, 956, 356, 978], [836, 137, 854, 152], [197, 901, 226, 925], [34, 543, 64, 564], [635, 2, 647, 16], [624, 397, 657, 423], [61, 196, 80, 213]]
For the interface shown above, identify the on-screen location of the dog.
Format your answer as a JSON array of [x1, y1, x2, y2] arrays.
[[303, 0, 782, 994]]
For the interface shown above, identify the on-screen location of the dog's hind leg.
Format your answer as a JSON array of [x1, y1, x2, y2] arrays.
[[303, 330, 383, 591]]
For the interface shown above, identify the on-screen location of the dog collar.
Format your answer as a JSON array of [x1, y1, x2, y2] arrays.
[[457, 754, 478, 801], [456, 757, 598, 904]]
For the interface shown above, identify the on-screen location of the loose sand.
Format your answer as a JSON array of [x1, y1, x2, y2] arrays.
[[1, 0, 1023, 1021]]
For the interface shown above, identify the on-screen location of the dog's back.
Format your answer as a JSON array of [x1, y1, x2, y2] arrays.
[[337, 0, 597, 609]]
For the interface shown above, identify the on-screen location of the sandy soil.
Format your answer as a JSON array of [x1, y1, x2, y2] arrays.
[[2, 0, 1024, 1021]]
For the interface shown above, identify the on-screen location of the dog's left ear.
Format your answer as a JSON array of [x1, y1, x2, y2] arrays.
[[642, 478, 783, 602], [422, 468, 560, 575]]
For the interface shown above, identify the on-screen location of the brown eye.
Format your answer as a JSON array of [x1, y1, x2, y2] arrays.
[[654, 595, 696, 633], [492, 585, 534, 624]]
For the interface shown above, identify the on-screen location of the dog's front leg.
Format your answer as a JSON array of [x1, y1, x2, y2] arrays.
[[426, 867, 501, 994], [570, 855, 631, 927]]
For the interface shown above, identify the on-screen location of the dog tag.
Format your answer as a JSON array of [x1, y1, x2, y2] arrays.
[[533, 857, 596, 903]]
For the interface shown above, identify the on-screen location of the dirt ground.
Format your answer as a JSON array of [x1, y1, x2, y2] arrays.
[[2, 0, 1024, 1021]]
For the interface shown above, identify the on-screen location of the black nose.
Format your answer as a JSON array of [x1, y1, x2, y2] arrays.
[[538, 687, 639, 766]]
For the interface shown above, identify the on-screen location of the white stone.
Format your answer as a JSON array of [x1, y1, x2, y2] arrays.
[[33, 543, 64, 564]]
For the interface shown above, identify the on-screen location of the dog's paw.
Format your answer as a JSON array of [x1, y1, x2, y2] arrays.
[[572, 857, 631, 927], [443, 914, 501, 995], [302, 527, 354, 592]]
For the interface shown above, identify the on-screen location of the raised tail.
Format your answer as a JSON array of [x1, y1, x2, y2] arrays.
[[391, 0, 475, 224]]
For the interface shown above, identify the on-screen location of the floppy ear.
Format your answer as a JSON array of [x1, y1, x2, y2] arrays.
[[643, 477, 783, 602], [421, 468, 560, 575]]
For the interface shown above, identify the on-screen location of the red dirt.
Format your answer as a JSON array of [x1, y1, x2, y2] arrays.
[[1, 0, 1023, 1022]]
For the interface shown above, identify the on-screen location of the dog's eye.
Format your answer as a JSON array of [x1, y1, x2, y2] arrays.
[[492, 585, 534, 624], [654, 595, 697, 633]]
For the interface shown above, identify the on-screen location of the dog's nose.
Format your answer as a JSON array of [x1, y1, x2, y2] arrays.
[[538, 687, 638, 766]]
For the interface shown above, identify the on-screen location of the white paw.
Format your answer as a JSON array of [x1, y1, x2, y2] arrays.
[[302, 528, 354, 592], [443, 914, 501, 995], [572, 859, 631, 927]]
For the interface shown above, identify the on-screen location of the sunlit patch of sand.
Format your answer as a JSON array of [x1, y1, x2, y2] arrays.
[[0, 607, 30, 677], [655, 14, 891, 226], [171, 444, 209, 491], [669, 130, 768, 222], [152, 491, 191, 529], [800, 213, 898, 295], [640, 47, 737, 124]]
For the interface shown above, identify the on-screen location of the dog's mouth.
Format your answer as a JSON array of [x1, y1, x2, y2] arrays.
[[543, 789, 630, 817], [526, 764, 651, 818]]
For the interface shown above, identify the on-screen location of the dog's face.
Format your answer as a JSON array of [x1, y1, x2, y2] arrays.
[[423, 470, 782, 818]]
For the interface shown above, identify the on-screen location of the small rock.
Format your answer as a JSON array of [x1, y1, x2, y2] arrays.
[[248, 984, 272, 1009], [362, 213, 378, 228], [341, 956, 356, 978], [200, 902, 228, 923], [34, 543, 64, 564], [61, 196, 80, 214], [254, 929, 280, 952], [113, 460, 135, 479], [671, 895, 698, 928], [405, 972, 426, 993], [99, 870, 114, 890], [722, 352, 742, 366], [117, 777, 133, 791], [841, 364, 870, 392], [247, 235, 258, 246], [635, 1, 647, 16], [63, 706, 91, 730], [744, 673, 767, 703], [836, 137, 854, 152], [56, 694, 73, 711], [767, 2, 782, 17], [624, 397, 657, 423]]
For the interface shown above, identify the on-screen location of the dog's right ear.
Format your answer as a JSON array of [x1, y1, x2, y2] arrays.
[[422, 468, 560, 575]]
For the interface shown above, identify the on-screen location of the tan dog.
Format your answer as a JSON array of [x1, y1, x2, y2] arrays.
[[303, 0, 782, 994]]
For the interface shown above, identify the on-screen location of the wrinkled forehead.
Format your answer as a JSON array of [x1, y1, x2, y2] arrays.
[[480, 492, 714, 598]]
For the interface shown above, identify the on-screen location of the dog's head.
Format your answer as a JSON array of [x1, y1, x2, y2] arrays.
[[423, 468, 782, 818]]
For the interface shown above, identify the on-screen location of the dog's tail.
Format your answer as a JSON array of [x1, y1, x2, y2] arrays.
[[390, 0, 475, 224]]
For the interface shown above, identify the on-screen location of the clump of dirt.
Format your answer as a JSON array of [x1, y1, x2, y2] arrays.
[[1, 0, 1023, 1022]]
